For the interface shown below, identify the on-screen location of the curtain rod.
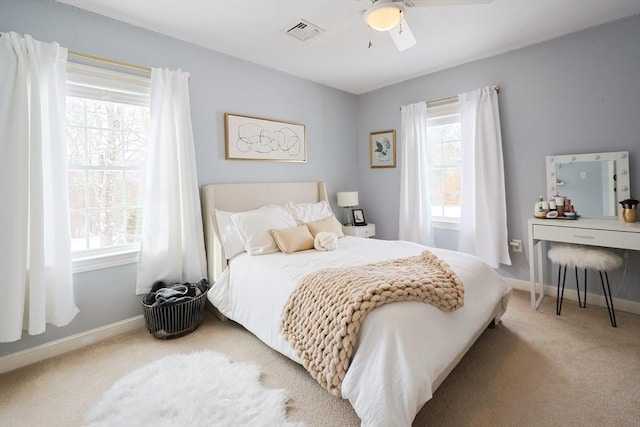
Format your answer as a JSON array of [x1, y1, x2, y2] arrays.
[[0, 33, 151, 73], [68, 50, 151, 73], [401, 85, 501, 110]]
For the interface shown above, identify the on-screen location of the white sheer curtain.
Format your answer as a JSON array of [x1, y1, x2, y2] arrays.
[[398, 101, 434, 246], [458, 86, 511, 268], [136, 68, 207, 294], [0, 32, 79, 342]]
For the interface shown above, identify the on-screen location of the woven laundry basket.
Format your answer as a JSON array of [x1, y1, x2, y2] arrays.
[[142, 286, 209, 339]]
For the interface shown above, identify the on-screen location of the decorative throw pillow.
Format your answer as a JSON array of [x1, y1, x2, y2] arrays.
[[214, 210, 246, 260], [270, 225, 315, 254], [313, 231, 338, 251], [286, 200, 333, 224], [305, 214, 344, 238], [231, 205, 298, 255]]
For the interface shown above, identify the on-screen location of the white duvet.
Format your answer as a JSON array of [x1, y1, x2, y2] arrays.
[[208, 237, 511, 426]]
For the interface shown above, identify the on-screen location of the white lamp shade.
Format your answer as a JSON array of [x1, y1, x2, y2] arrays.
[[337, 191, 359, 207]]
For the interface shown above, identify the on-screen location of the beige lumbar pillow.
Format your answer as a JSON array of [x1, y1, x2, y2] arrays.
[[305, 214, 344, 238], [270, 225, 315, 254]]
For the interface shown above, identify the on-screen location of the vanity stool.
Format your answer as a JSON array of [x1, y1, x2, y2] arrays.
[[548, 244, 623, 327]]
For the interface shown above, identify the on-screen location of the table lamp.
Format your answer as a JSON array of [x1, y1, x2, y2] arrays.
[[337, 191, 359, 226]]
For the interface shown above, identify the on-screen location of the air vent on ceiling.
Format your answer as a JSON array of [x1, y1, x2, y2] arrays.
[[282, 19, 325, 41]]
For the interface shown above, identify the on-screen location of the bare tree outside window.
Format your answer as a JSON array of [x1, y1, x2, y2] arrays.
[[427, 106, 462, 221], [66, 96, 149, 252]]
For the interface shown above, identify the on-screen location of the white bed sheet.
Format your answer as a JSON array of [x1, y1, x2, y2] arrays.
[[208, 237, 511, 426]]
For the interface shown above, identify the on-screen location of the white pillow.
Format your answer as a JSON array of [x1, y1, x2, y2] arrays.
[[286, 200, 332, 224], [231, 205, 298, 255], [214, 210, 246, 260]]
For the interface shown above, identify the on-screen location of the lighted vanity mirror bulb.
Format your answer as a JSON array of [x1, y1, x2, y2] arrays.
[[620, 153, 627, 158], [620, 170, 628, 175], [570, 156, 576, 161], [594, 155, 600, 160]]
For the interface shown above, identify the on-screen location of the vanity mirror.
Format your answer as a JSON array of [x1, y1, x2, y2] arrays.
[[546, 151, 630, 218]]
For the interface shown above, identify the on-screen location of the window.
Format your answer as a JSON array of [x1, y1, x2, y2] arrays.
[[427, 101, 461, 228], [66, 63, 151, 271]]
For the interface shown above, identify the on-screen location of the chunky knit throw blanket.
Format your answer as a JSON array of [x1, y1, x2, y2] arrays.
[[281, 250, 464, 397]]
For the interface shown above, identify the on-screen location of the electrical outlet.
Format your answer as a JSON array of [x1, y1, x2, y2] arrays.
[[509, 239, 522, 252]]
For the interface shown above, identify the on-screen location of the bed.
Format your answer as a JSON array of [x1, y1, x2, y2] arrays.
[[201, 181, 511, 426]]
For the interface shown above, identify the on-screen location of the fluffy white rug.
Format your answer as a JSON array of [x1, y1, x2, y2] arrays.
[[83, 350, 304, 427]]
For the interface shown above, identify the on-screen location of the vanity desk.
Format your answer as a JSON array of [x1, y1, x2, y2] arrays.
[[528, 217, 640, 309], [528, 150, 636, 309]]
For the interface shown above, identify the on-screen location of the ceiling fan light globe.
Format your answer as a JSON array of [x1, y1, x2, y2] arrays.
[[365, 4, 405, 31]]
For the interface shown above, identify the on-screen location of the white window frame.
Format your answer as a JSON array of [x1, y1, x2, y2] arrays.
[[427, 100, 461, 231], [66, 62, 151, 273]]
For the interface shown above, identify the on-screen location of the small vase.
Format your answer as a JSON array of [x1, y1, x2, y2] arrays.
[[622, 208, 637, 223]]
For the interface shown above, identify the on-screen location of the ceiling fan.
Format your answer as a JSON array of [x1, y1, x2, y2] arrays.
[[363, 0, 493, 51]]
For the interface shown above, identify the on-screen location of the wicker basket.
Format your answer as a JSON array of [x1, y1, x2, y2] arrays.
[[142, 288, 208, 339]]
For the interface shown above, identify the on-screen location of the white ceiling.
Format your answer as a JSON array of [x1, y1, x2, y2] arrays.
[[56, 0, 640, 95]]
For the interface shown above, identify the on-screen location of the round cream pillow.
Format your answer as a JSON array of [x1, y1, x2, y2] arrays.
[[314, 231, 338, 251]]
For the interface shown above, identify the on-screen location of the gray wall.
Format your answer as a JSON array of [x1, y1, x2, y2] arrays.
[[1, 0, 638, 358], [357, 15, 640, 300], [0, 0, 358, 356]]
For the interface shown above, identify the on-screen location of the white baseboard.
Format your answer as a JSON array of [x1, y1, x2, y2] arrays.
[[503, 277, 640, 315], [0, 315, 144, 375]]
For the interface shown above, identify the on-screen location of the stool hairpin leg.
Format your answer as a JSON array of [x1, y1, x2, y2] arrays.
[[556, 264, 567, 316], [574, 266, 584, 308], [582, 269, 587, 308], [599, 271, 617, 327]]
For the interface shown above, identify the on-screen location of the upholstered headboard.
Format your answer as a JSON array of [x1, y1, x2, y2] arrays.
[[200, 181, 329, 281]]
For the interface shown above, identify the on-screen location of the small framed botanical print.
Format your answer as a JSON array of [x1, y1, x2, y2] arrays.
[[370, 129, 396, 168]]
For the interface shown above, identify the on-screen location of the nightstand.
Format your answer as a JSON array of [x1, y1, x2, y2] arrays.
[[342, 223, 375, 238]]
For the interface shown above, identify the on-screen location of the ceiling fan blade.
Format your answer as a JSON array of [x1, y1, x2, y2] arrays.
[[389, 17, 416, 51], [406, 0, 493, 7]]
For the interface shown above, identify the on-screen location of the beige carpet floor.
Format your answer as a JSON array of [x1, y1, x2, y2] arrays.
[[1, 290, 639, 427]]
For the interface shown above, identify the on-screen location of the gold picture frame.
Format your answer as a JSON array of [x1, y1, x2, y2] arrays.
[[369, 129, 396, 168], [225, 113, 306, 162]]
